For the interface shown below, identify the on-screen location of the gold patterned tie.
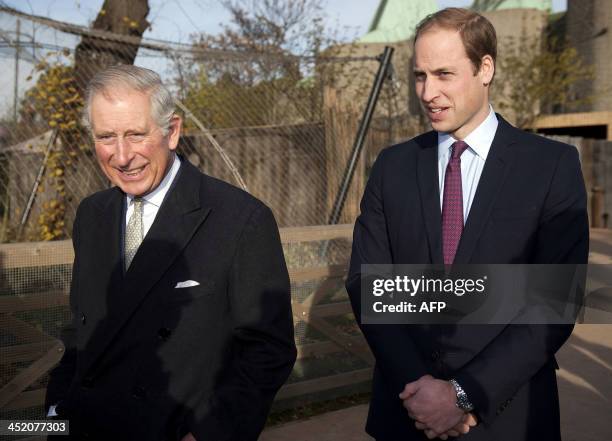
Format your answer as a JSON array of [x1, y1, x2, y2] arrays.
[[124, 197, 143, 271]]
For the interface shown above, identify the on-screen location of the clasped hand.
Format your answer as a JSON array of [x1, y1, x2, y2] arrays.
[[399, 375, 478, 439]]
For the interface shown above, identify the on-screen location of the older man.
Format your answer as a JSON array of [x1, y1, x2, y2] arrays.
[[46, 65, 296, 441], [347, 7, 588, 441]]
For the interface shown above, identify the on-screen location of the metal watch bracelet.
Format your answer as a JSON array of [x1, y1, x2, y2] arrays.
[[449, 378, 474, 412]]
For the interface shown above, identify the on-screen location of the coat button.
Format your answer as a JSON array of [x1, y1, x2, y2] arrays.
[[431, 350, 441, 361], [82, 376, 94, 388], [80, 313, 86, 325], [158, 327, 172, 340], [132, 386, 146, 399]]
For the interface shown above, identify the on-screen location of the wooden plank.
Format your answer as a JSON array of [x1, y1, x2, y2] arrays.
[[0, 291, 68, 314], [2, 388, 46, 411], [307, 315, 373, 364], [0, 341, 64, 407], [0, 240, 73, 269], [533, 111, 612, 130], [0, 342, 53, 364], [296, 336, 366, 360], [590, 228, 612, 246], [300, 275, 346, 309], [292, 303, 373, 365], [4, 226, 606, 273], [310, 301, 352, 318], [289, 264, 347, 284], [0, 225, 353, 269], [276, 368, 372, 400], [280, 224, 353, 244], [0, 315, 52, 344]]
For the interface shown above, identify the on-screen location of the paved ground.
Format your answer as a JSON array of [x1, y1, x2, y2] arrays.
[[261, 324, 612, 441], [261, 405, 372, 441], [557, 325, 612, 441]]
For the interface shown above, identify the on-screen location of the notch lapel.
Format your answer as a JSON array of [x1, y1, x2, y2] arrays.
[[78, 187, 124, 374], [453, 117, 517, 264], [91, 188, 124, 290], [416, 133, 443, 264]]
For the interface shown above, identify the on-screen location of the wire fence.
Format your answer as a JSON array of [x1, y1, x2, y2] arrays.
[[0, 6, 423, 244], [1, 4, 612, 438], [0, 7, 423, 434]]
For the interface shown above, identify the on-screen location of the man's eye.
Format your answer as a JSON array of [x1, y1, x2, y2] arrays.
[[129, 134, 145, 141]]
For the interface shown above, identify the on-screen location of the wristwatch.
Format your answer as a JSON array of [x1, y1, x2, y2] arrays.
[[449, 378, 474, 412]]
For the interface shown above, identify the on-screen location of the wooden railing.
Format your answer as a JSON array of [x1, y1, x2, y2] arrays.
[[0, 224, 372, 414]]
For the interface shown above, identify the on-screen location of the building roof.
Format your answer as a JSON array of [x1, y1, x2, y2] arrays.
[[358, 0, 437, 43], [358, 0, 554, 44], [470, 0, 552, 12]]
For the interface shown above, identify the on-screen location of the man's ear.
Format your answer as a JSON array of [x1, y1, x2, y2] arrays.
[[480, 55, 495, 86], [168, 114, 182, 151]]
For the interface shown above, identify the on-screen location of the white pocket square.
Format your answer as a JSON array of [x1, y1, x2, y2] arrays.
[[175, 280, 200, 289]]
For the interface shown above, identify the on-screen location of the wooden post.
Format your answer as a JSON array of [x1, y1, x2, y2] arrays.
[[592, 186, 604, 228]]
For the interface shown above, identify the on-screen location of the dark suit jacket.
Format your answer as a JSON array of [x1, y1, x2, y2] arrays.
[[346, 116, 589, 441], [46, 159, 297, 441]]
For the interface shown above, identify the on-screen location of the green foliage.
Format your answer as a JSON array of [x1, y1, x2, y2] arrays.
[[177, 0, 352, 129], [184, 71, 284, 129]]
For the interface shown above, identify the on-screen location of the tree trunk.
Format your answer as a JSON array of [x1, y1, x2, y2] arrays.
[[74, 0, 150, 93]]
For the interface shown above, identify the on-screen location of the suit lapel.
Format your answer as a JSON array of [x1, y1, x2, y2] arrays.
[[89, 187, 124, 299], [416, 132, 443, 264], [78, 187, 124, 374], [453, 116, 517, 264], [85, 161, 211, 372]]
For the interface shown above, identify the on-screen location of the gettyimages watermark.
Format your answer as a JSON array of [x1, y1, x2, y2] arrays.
[[360, 264, 612, 324]]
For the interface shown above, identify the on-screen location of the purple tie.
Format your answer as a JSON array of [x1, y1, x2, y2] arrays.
[[442, 141, 469, 265]]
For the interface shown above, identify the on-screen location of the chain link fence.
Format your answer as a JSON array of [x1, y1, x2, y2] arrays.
[[2, 4, 612, 437], [0, 6, 423, 435], [0, 6, 422, 243]]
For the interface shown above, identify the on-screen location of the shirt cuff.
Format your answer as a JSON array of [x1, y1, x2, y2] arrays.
[[47, 405, 58, 417]]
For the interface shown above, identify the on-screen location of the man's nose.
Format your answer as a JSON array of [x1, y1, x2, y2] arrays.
[[419, 78, 439, 104], [115, 138, 133, 166]]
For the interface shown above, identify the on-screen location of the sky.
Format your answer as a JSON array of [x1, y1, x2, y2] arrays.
[[3, 0, 568, 42], [0, 0, 568, 115]]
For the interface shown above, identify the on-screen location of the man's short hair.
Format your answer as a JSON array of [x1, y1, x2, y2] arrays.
[[414, 8, 497, 77], [82, 65, 175, 135]]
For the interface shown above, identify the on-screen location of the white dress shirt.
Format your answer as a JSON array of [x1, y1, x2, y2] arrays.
[[125, 154, 181, 237], [438, 106, 499, 224]]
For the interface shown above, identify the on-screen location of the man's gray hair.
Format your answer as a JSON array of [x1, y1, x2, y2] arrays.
[[82, 65, 175, 135]]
